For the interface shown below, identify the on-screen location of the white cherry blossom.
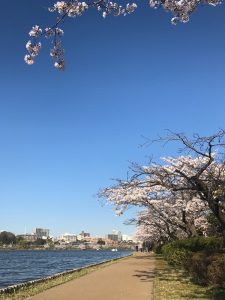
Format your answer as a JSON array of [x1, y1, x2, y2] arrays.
[[99, 131, 225, 242], [24, 0, 222, 69], [29, 25, 42, 37], [24, 54, 34, 65]]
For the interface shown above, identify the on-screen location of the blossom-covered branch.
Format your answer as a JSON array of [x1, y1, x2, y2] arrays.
[[24, 0, 137, 70], [25, 0, 222, 70], [98, 130, 225, 242], [149, 0, 222, 25]]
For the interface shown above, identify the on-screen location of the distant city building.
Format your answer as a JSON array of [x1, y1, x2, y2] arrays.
[[105, 230, 123, 242], [35, 228, 50, 239], [80, 231, 90, 238], [77, 231, 90, 240], [60, 233, 77, 243], [17, 234, 37, 242], [122, 234, 133, 242], [106, 234, 119, 242], [112, 230, 122, 242]]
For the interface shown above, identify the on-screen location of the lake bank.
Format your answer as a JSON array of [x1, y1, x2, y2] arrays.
[[0, 255, 135, 300], [0, 250, 132, 289]]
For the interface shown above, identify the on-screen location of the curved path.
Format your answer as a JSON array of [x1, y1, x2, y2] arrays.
[[30, 254, 155, 300]]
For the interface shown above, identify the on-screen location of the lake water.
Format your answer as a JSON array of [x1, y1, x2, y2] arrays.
[[0, 250, 132, 288]]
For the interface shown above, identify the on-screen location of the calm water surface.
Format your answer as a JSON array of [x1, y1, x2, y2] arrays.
[[0, 250, 132, 288]]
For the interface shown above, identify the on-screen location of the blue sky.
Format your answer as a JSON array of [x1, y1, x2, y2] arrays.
[[0, 1, 225, 237]]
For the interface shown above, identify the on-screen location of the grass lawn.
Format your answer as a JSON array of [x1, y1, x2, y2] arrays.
[[153, 256, 225, 300]]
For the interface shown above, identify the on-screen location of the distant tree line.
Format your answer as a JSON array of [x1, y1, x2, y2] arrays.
[[0, 231, 47, 247]]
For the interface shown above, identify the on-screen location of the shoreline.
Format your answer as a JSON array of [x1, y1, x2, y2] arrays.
[[0, 254, 133, 299], [30, 253, 154, 300], [0, 248, 133, 251]]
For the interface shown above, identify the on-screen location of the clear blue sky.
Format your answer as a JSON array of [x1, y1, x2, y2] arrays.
[[1, 1, 225, 237]]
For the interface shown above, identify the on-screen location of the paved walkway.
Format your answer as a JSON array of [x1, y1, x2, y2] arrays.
[[30, 254, 155, 300]]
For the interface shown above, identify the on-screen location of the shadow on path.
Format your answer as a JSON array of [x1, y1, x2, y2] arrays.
[[132, 254, 155, 283]]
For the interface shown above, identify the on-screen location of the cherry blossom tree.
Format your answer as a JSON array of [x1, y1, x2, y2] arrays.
[[135, 197, 209, 239], [99, 130, 225, 240], [100, 180, 210, 240], [25, 0, 223, 70]]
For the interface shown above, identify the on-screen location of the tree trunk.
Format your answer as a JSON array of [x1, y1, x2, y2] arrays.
[[208, 197, 225, 228]]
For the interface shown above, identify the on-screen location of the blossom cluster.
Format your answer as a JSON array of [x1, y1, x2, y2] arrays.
[[49, 1, 89, 17], [149, 0, 223, 25], [24, 0, 137, 70], [24, 0, 222, 69], [24, 26, 42, 65], [97, 2, 138, 18], [24, 25, 65, 70]]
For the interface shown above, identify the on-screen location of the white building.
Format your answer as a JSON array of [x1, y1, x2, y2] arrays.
[[77, 232, 90, 241], [60, 233, 77, 243], [122, 234, 133, 242], [17, 234, 37, 242]]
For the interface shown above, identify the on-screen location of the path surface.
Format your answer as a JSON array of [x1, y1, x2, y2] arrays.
[[30, 254, 155, 300]]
